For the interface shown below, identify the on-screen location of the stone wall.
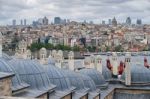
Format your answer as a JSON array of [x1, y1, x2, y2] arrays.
[[81, 94, 88, 99], [37, 93, 47, 99], [94, 95, 100, 99], [62, 94, 71, 99], [0, 77, 12, 96]]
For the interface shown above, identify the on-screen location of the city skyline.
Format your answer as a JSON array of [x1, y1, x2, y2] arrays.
[[1, 0, 150, 25]]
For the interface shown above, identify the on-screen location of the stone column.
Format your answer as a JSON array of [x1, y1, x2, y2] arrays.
[[125, 52, 131, 86]]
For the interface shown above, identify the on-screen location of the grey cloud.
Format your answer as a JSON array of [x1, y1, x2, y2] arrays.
[[0, 0, 150, 25]]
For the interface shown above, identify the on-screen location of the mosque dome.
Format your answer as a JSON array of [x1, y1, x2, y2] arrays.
[[43, 64, 73, 91], [121, 63, 150, 85], [2, 53, 12, 60], [79, 74, 98, 92], [0, 58, 29, 92], [102, 65, 112, 81], [8, 59, 55, 91], [79, 68, 108, 89], [63, 70, 88, 91]]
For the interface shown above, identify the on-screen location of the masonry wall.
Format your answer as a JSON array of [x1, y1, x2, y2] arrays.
[[0, 77, 12, 96]]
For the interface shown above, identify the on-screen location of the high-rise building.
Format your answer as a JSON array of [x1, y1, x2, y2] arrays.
[[126, 17, 131, 25], [20, 20, 23, 25], [108, 19, 112, 25], [136, 19, 142, 25], [54, 17, 61, 24], [12, 19, 16, 26], [102, 20, 105, 25], [24, 19, 27, 26], [112, 17, 117, 26], [43, 16, 49, 25]]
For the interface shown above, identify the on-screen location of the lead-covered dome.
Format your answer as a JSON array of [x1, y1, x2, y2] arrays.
[[102, 65, 112, 81], [0, 58, 29, 92], [63, 70, 88, 91], [43, 64, 73, 91], [121, 63, 150, 85], [79, 68, 108, 89], [8, 59, 55, 91], [2, 53, 12, 60]]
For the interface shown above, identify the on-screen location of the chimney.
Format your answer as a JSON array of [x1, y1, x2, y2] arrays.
[[90, 54, 95, 69], [68, 51, 74, 71], [144, 57, 149, 68], [39, 48, 48, 65], [84, 57, 91, 68], [96, 55, 102, 73], [125, 52, 131, 86], [111, 52, 118, 77], [26, 50, 32, 59], [0, 32, 2, 57], [55, 50, 64, 69]]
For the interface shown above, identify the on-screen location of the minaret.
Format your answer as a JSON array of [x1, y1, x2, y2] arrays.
[[68, 51, 74, 71], [112, 52, 118, 78], [90, 54, 95, 69], [55, 50, 64, 69], [0, 32, 2, 57], [96, 55, 102, 73], [39, 47, 47, 64], [125, 52, 131, 86]]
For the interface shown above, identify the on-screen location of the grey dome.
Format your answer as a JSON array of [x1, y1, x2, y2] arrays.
[[8, 59, 55, 91], [2, 53, 12, 60], [63, 70, 87, 91], [79, 68, 108, 88], [43, 64, 72, 91], [121, 63, 150, 85], [102, 65, 112, 80], [0, 58, 29, 92], [48, 57, 56, 65], [80, 74, 97, 91]]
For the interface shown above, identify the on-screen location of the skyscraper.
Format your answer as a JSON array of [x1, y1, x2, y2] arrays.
[[126, 17, 131, 25], [112, 17, 117, 26], [12, 19, 16, 26], [24, 19, 27, 26], [54, 17, 61, 24], [20, 20, 23, 25], [136, 19, 142, 25], [43, 16, 49, 25], [102, 20, 105, 25], [108, 19, 112, 25]]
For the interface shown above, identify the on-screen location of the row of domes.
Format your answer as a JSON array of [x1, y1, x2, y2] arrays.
[[1, 52, 150, 98]]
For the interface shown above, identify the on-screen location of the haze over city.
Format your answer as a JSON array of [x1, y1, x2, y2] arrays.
[[1, 0, 150, 25]]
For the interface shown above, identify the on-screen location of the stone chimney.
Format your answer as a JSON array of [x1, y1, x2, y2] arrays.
[[96, 55, 102, 73], [39, 47, 48, 65], [68, 51, 74, 71], [26, 50, 31, 59], [18, 40, 27, 54], [55, 50, 64, 69], [84, 57, 91, 68], [125, 52, 131, 86], [90, 54, 95, 69], [0, 32, 2, 57], [111, 52, 118, 77], [51, 50, 57, 58]]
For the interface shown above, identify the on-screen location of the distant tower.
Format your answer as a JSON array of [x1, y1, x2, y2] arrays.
[[54, 17, 61, 24], [102, 20, 105, 25], [112, 17, 117, 26], [125, 52, 131, 86], [136, 19, 142, 25], [12, 19, 16, 26], [0, 32, 2, 57], [126, 17, 131, 25], [20, 20, 23, 25], [43, 16, 49, 25], [112, 52, 118, 78], [68, 51, 74, 71], [24, 19, 27, 26], [96, 55, 102, 73], [108, 19, 112, 25]]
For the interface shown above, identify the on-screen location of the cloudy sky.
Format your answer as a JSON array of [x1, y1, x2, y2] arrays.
[[1, 0, 150, 25]]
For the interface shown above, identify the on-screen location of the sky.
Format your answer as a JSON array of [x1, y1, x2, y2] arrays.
[[1, 0, 150, 25]]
